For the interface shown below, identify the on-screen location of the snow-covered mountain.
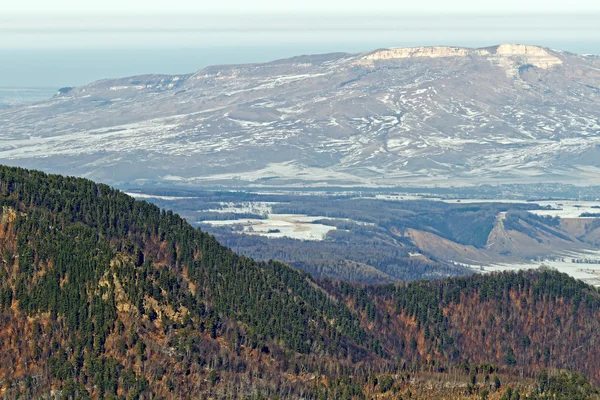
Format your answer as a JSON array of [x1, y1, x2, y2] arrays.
[[1, 44, 600, 187]]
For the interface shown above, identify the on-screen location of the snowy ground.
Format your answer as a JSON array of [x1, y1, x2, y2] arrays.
[[124, 192, 195, 201], [203, 201, 278, 214], [373, 194, 431, 201], [420, 197, 600, 219], [439, 198, 538, 204], [201, 214, 335, 241], [469, 250, 600, 287], [528, 200, 600, 218], [125, 192, 334, 240]]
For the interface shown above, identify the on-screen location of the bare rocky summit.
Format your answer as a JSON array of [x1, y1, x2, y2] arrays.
[[1, 44, 599, 187]]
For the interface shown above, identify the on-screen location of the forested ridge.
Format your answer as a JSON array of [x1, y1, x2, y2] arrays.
[[1, 165, 599, 399]]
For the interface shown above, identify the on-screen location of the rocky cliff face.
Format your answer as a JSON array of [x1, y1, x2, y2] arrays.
[[0, 44, 599, 188], [363, 44, 559, 62], [359, 44, 563, 78]]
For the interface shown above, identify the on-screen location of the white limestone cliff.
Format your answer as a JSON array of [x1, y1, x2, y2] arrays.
[[357, 44, 563, 77]]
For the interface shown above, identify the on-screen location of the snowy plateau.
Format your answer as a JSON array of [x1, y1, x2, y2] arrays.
[[1, 44, 600, 188]]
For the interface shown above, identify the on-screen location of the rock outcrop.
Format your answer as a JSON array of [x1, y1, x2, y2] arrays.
[[358, 44, 563, 77]]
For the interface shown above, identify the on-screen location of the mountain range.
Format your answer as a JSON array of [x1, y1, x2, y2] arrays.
[[1, 44, 599, 187]]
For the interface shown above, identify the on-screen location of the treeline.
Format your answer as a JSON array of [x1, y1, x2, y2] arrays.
[[504, 211, 570, 241], [0, 166, 372, 398], [194, 211, 266, 221], [1, 166, 600, 398], [290, 259, 397, 285], [322, 268, 600, 386], [207, 225, 466, 283]]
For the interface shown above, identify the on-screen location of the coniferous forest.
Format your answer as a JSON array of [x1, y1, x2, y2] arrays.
[[1, 165, 600, 399]]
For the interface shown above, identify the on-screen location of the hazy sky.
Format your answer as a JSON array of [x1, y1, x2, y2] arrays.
[[5, 0, 600, 15], [3, 0, 599, 50], [2, 0, 600, 88]]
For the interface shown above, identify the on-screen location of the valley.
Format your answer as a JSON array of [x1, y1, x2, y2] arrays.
[[126, 186, 600, 285], [3, 0, 600, 393], [2, 40, 600, 399]]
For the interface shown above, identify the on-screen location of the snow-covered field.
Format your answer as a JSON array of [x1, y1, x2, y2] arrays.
[[373, 194, 430, 201], [430, 197, 600, 219], [201, 214, 335, 241], [475, 250, 600, 287], [203, 201, 278, 214], [528, 200, 600, 218], [124, 192, 196, 201], [440, 198, 536, 204]]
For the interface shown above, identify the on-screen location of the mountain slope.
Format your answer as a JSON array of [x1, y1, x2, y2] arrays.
[[0, 166, 373, 398], [1, 166, 600, 398], [1, 45, 600, 187]]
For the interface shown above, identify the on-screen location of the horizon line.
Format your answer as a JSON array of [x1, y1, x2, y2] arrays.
[[4, 12, 600, 17]]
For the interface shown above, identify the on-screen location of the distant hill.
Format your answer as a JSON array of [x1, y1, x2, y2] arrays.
[[1, 44, 600, 188], [1, 165, 600, 398], [0, 87, 57, 107]]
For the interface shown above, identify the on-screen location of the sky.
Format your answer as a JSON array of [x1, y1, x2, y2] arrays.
[[2, 0, 600, 88], [3, 14, 599, 50], [4, 0, 600, 15]]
